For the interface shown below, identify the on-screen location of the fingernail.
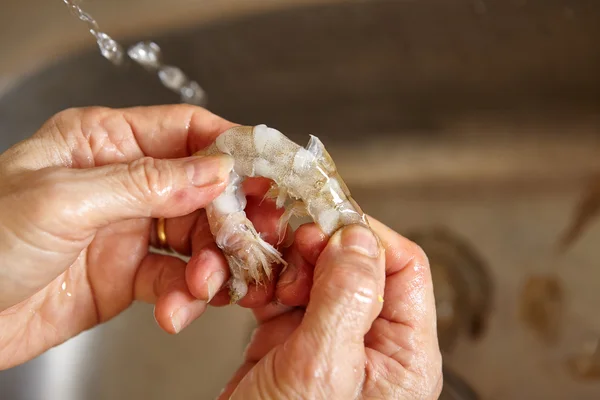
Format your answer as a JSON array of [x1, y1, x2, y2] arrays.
[[277, 263, 298, 288], [207, 271, 226, 301], [340, 225, 380, 258], [171, 306, 190, 333], [170, 300, 204, 333], [185, 154, 234, 187]]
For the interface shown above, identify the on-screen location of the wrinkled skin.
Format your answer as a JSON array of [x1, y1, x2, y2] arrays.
[[0, 105, 442, 399]]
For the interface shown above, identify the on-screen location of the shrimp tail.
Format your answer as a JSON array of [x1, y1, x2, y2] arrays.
[[211, 211, 287, 303]]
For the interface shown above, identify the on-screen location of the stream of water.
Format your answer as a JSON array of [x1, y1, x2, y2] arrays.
[[62, 0, 207, 106]]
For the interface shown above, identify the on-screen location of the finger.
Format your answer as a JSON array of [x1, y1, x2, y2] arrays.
[[363, 217, 441, 384], [295, 218, 437, 329], [205, 278, 281, 308], [235, 264, 281, 308], [185, 206, 234, 307], [242, 177, 275, 197], [245, 310, 304, 362], [366, 216, 437, 330], [218, 310, 303, 400], [273, 223, 325, 308], [244, 194, 285, 249], [293, 223, 329, 265], [218, 362, 254, 400], [275, 242, 313, 307], [37, 154, 234, 235], [134, 253, 207, 334], [14, 105, 237, 171], [295, 224, 385, 352], [185, 243, 230, 302], [298, 217, 438, 336], [149, 211, 202, 255], [208, 288, 234, 307], [291, 218, 438, 324], [155, 285, 207, 335], [252, 301, 296, 323]]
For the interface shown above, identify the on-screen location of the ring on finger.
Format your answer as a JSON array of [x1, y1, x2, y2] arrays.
[[156, 217, 170, 250]]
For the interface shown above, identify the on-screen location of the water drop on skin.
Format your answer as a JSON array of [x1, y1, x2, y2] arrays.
[[354, 287, 375, 304], [60, 281, 72, 298]]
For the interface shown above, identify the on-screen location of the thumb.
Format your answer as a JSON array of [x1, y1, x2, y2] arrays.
[[47, 154, 233, 232], [229, 225, 385, 400], [299, 224, 385, 347], [284, 224, 385, 395]]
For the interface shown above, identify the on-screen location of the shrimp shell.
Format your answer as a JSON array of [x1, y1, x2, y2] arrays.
[[196, 124, 369, 302]]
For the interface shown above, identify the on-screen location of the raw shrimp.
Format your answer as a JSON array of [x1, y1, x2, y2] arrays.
[[195, 124, 370, 303]]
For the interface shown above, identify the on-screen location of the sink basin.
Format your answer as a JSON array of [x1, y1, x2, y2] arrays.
[[2, 1, 600, 399]]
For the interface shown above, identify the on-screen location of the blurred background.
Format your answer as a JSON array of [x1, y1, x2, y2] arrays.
[[2, 0, 600, 399]]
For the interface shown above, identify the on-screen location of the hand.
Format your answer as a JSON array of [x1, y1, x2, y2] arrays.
[[0, 104, 443, 399], [0, 105, 278, 369], [218, 217, 443, 399]]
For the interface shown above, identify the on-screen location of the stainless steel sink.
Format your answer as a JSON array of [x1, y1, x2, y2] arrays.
[[2, 1, 600, 399]]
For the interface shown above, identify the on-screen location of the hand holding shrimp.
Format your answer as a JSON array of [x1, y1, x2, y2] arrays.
[[0, 105, 441, 399]]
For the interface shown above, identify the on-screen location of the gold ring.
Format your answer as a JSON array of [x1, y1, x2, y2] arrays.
[[156, 217, 169, 249]]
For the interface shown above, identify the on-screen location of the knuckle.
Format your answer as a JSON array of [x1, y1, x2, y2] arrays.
[[54, 107, 83, 119], [41, 107, 109, 145], [405, 240, 432, 281], [154, 257, 183, 297], [36, 108, 82, 140], [53, 106, 107, 122], [127, 157, 174, 200], [47, 107, 99, 133], [49, 107, 83, 126], [408, 240, 429, 266]]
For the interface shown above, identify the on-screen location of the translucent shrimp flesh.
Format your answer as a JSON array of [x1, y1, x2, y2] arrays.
[[195, 124, 370, 303]]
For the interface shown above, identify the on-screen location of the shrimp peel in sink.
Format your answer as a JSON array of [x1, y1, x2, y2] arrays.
[[195, 124, 370, 303]]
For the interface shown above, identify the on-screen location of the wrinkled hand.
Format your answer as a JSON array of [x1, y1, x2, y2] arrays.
[[0, 105, 251, 369], [218, 218, 443, 400], [0, 104, 443, 400]]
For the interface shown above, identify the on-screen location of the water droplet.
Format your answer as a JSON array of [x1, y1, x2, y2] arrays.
[[61, 282, 67, 291], [128, 41, 162, 69], [180, 81, 207, 106], [92, 31, 124, 65], [63, 1, 99, 32], [158, 66, 187, 91]]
